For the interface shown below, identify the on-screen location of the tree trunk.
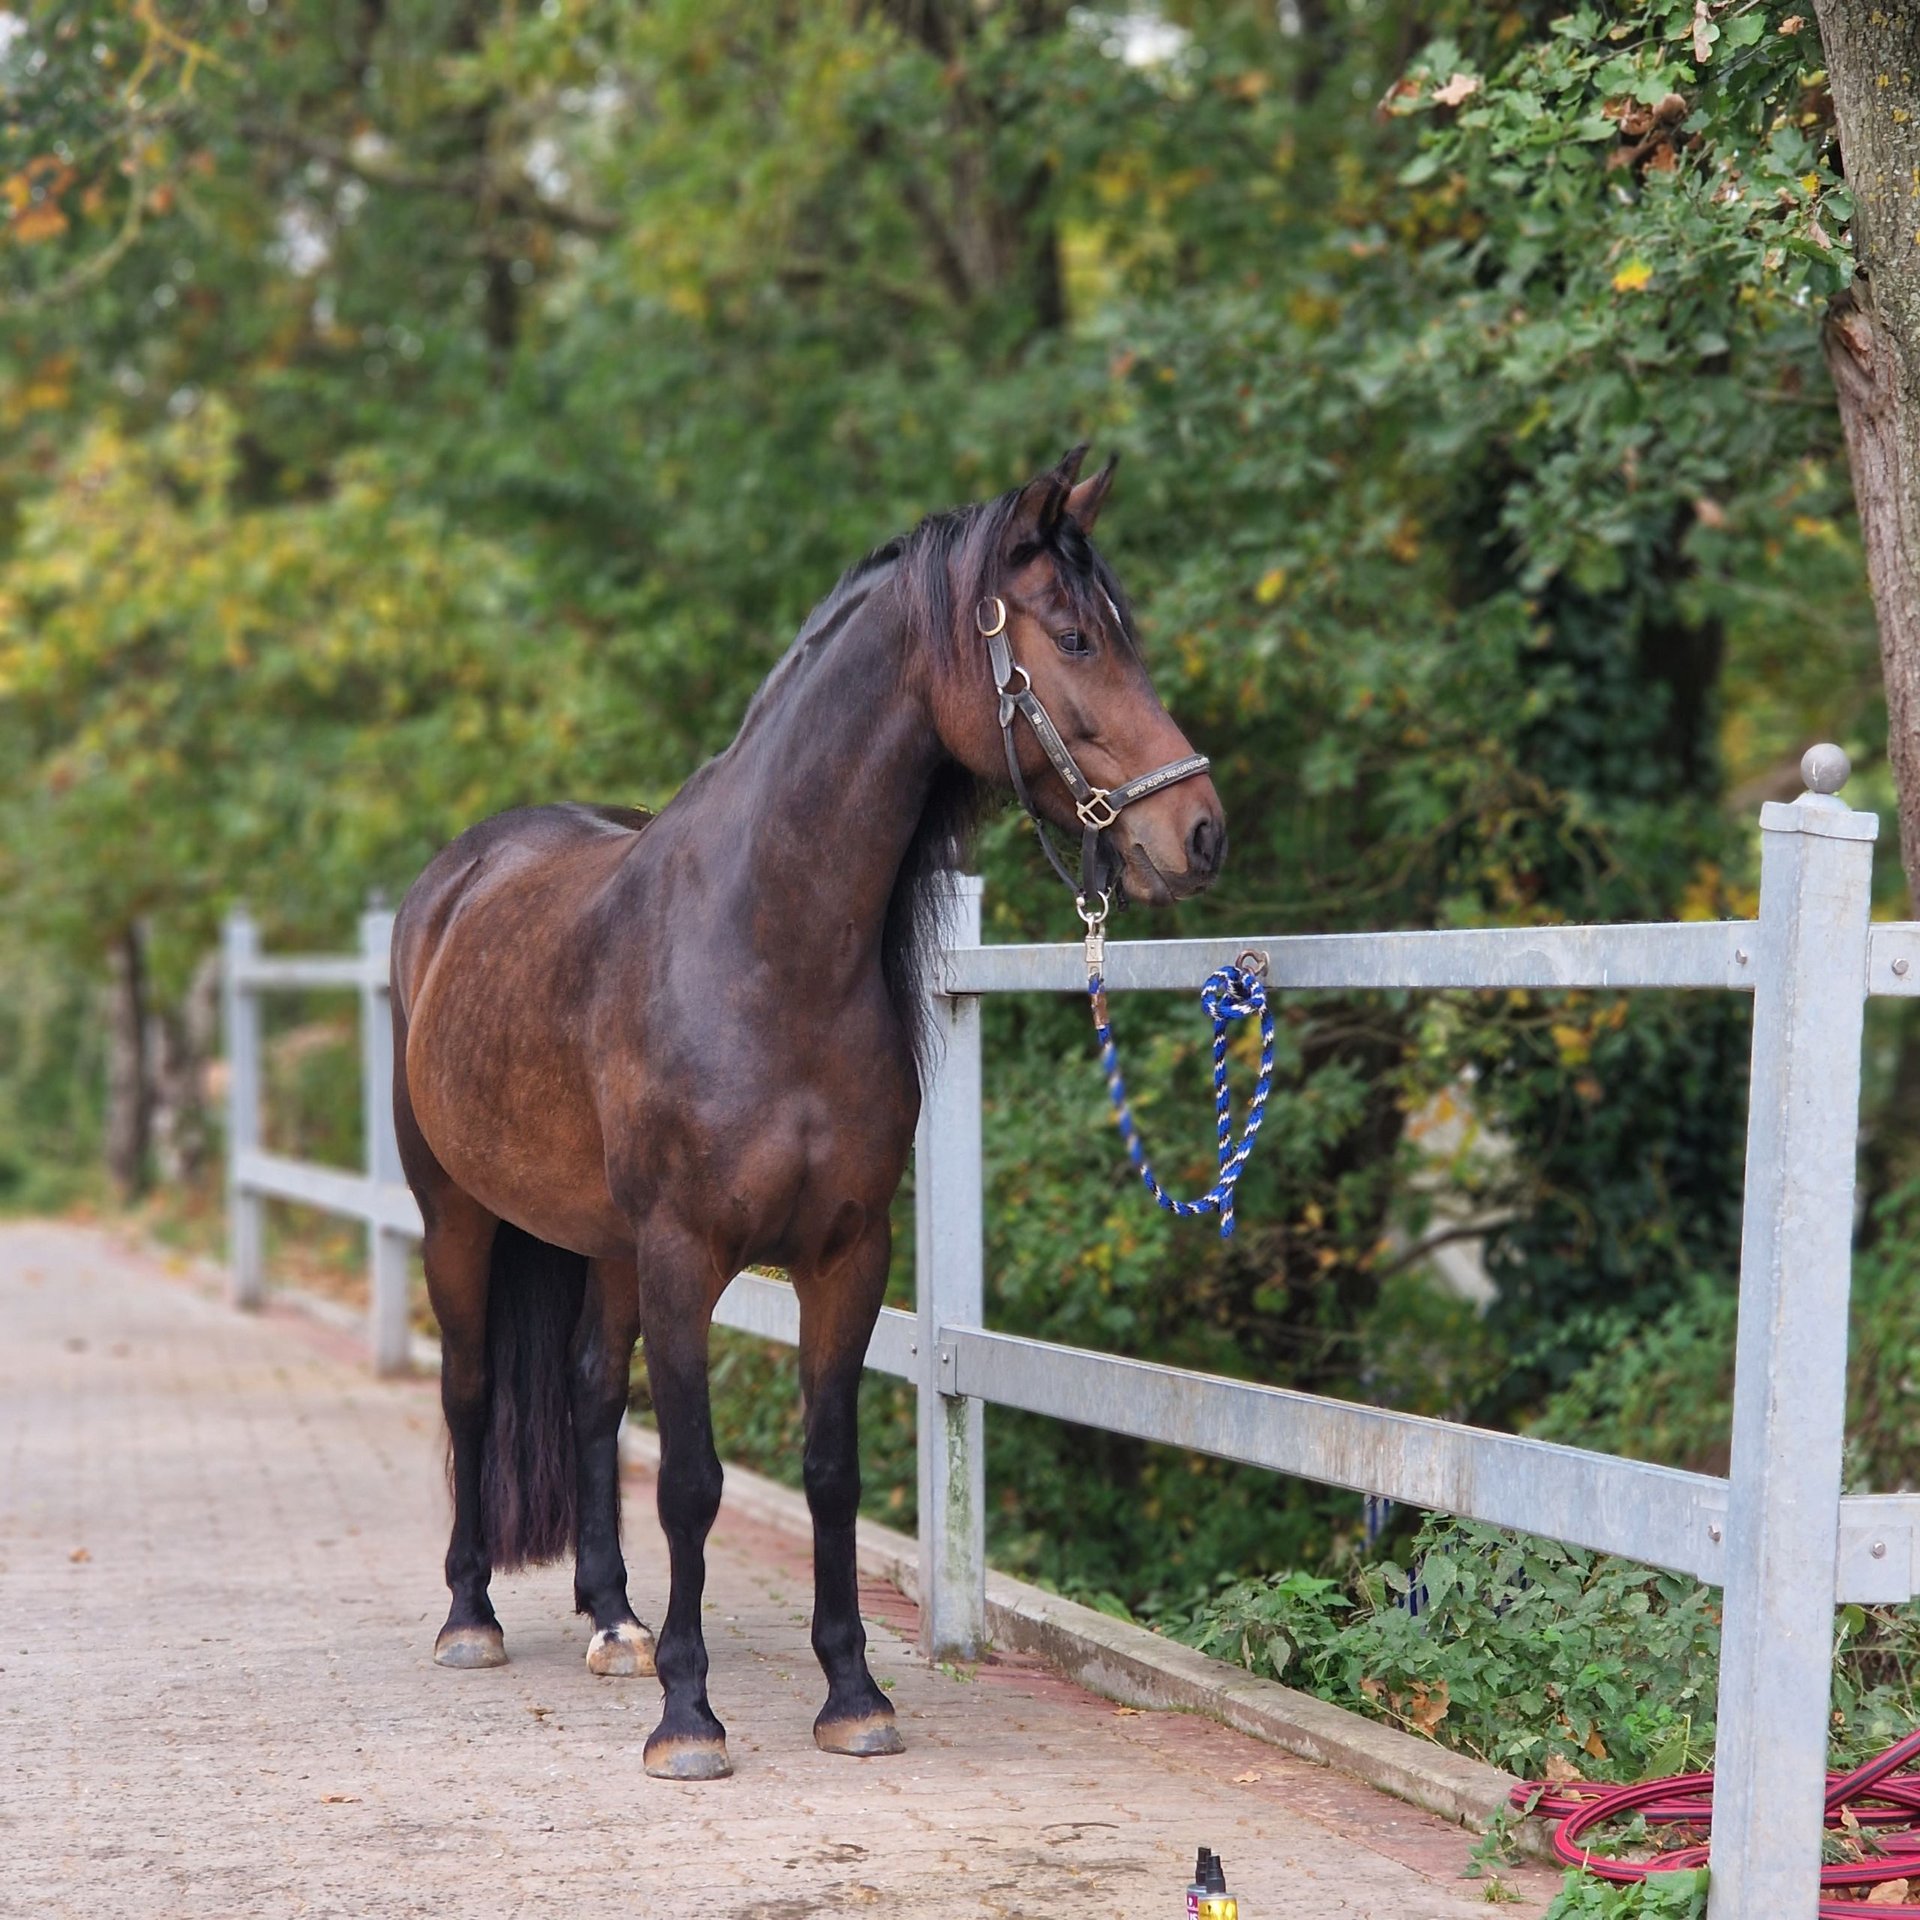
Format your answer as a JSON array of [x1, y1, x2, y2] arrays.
[[148, 949, 220, 1187], [103, 924, 150, 1201], [1812, 2, 1920, 903], [871, 0, 1071, 343]]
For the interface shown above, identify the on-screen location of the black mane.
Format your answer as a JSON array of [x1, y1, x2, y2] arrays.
[[879, 485, 1141, 668], [875, 483, 1136, 1075], [759, 479, 1134, 1079]]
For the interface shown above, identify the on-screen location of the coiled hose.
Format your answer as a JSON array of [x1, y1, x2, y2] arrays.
[[1515, 1727, 1920, 1915]]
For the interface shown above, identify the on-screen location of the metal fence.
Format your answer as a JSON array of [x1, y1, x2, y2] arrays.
[[223, 748, 1919, 1919]]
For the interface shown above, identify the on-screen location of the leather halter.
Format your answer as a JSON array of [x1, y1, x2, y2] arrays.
[[976, 594, 1212, 913]]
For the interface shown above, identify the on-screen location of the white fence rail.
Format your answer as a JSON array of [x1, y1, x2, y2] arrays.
[[224, 750, 1909, 1918]]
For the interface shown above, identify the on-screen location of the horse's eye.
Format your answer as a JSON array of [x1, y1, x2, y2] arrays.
[[1055, 629, 1091, 658]]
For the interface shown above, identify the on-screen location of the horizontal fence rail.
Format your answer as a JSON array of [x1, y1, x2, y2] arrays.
[[710, 1273, 919, 1380], [945, 918, 1766, 996], [233, 954, 376, 991], [236, 1149, 421, 1237], [936, 1326, 1920, 1605], [222, 749, 1899, 1919]]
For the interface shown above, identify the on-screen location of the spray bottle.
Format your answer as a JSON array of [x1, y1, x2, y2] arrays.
[[1185, 1848, 1214, 1919], [1198, 1852, 1239, 1920]]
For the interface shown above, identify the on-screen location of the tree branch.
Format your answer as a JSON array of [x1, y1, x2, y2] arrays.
[[1369, 1214, 1519, 1285], [852, 119, 975, 310], [240, 120, 619, 238]]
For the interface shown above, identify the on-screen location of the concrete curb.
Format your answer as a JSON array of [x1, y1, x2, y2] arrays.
[[616, 1424, 1541, 1848]]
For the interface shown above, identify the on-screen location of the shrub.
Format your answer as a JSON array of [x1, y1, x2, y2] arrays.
[[1172, 1515, 1719, 1780], [1168, 1513, 1920, 1785]]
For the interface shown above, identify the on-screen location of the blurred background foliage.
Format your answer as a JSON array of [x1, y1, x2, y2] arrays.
[[0, 0, 1906, 1619]]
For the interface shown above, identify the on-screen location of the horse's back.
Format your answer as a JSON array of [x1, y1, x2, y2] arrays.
[[393, 802, 652, 1018]]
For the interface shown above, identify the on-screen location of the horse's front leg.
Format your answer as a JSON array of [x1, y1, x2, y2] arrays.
[[796, 1221, 904, 1757], [573, 1253, 655, 1678], [633, 1218, 730, 1779]]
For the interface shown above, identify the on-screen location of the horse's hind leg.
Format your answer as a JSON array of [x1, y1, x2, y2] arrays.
[[796, 1222, 904, 1758], [392, 1020, 507, 1669], [418, 1188, 506, 1667], [573, 1254, 655, 1677]]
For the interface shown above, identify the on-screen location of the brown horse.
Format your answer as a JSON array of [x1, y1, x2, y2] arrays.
[[390, 447, 1225, 1780]]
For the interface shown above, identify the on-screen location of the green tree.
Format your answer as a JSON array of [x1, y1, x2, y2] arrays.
[[0, 1, 1899, 1600]]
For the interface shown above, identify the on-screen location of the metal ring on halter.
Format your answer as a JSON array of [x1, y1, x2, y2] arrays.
[[976, 595, 1007, 638], [1075, 790, 1120, 832], [1075, 890, 1110, 931], [1236, 949, 1271, 982], [996, 660, 1032, 728]]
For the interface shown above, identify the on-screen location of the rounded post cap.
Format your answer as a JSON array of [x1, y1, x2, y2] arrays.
[[1801, 742, 1850, 796]]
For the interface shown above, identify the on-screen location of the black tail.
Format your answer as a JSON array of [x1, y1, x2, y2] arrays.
[[480, 1223, 587, 1571]]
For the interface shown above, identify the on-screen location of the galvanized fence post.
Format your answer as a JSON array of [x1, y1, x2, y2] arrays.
[[1709, 746, 1876, 1920], [222, 908, 266, 1309], [915, 873, 987, 1661], [360, 906, 409, 1375]]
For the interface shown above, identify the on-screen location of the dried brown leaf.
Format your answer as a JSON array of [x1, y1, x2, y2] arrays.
[[1693, 0, 1715, 65], [1408, 1679, 1450, 1738], [13, 202, 68, 245]]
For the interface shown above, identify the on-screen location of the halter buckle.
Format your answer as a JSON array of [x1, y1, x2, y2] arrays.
[[1076, 789, 1120, 832]]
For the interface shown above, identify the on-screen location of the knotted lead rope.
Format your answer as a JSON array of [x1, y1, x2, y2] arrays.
[[1080, 898, 1275, 1239]]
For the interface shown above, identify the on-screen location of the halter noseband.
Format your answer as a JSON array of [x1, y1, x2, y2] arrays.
[[976, 594, 1212, 922]]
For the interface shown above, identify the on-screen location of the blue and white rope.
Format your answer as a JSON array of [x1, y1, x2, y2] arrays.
[[1089, 961, 1275, 1239]]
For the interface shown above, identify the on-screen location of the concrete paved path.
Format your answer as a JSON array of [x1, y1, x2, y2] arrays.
[[0, 1221, 1558, 1918]]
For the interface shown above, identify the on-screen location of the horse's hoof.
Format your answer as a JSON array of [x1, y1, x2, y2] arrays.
[[586, 1621, 656, 1677], [434, 1623, 507, 1669], [644, 1736, 733, 1781], [814, 1711, 906, 1758]]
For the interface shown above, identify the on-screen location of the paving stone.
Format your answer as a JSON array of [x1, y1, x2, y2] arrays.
[[0, 1222, 1560, 1918]]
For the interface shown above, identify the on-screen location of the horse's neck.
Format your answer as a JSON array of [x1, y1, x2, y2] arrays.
[[713, 580, 944, 975]]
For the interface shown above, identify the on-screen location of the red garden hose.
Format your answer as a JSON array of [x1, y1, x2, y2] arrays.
[[1514, 1728, 1920, 1916]]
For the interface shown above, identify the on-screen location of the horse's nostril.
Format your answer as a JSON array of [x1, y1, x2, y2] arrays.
[[1189, 813, 1224, 876]]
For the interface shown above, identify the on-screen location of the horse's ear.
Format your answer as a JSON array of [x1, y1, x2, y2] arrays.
[[1065, 454, 1118, 533], [1005, 444, 1090, 548]]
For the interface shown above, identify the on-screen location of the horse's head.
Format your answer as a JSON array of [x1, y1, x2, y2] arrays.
[[932, 447, 1226, 910]]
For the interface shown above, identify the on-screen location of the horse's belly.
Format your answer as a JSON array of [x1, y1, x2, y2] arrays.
[[406, 980, 629, 1259], [700, 1080, 918, 1273]]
